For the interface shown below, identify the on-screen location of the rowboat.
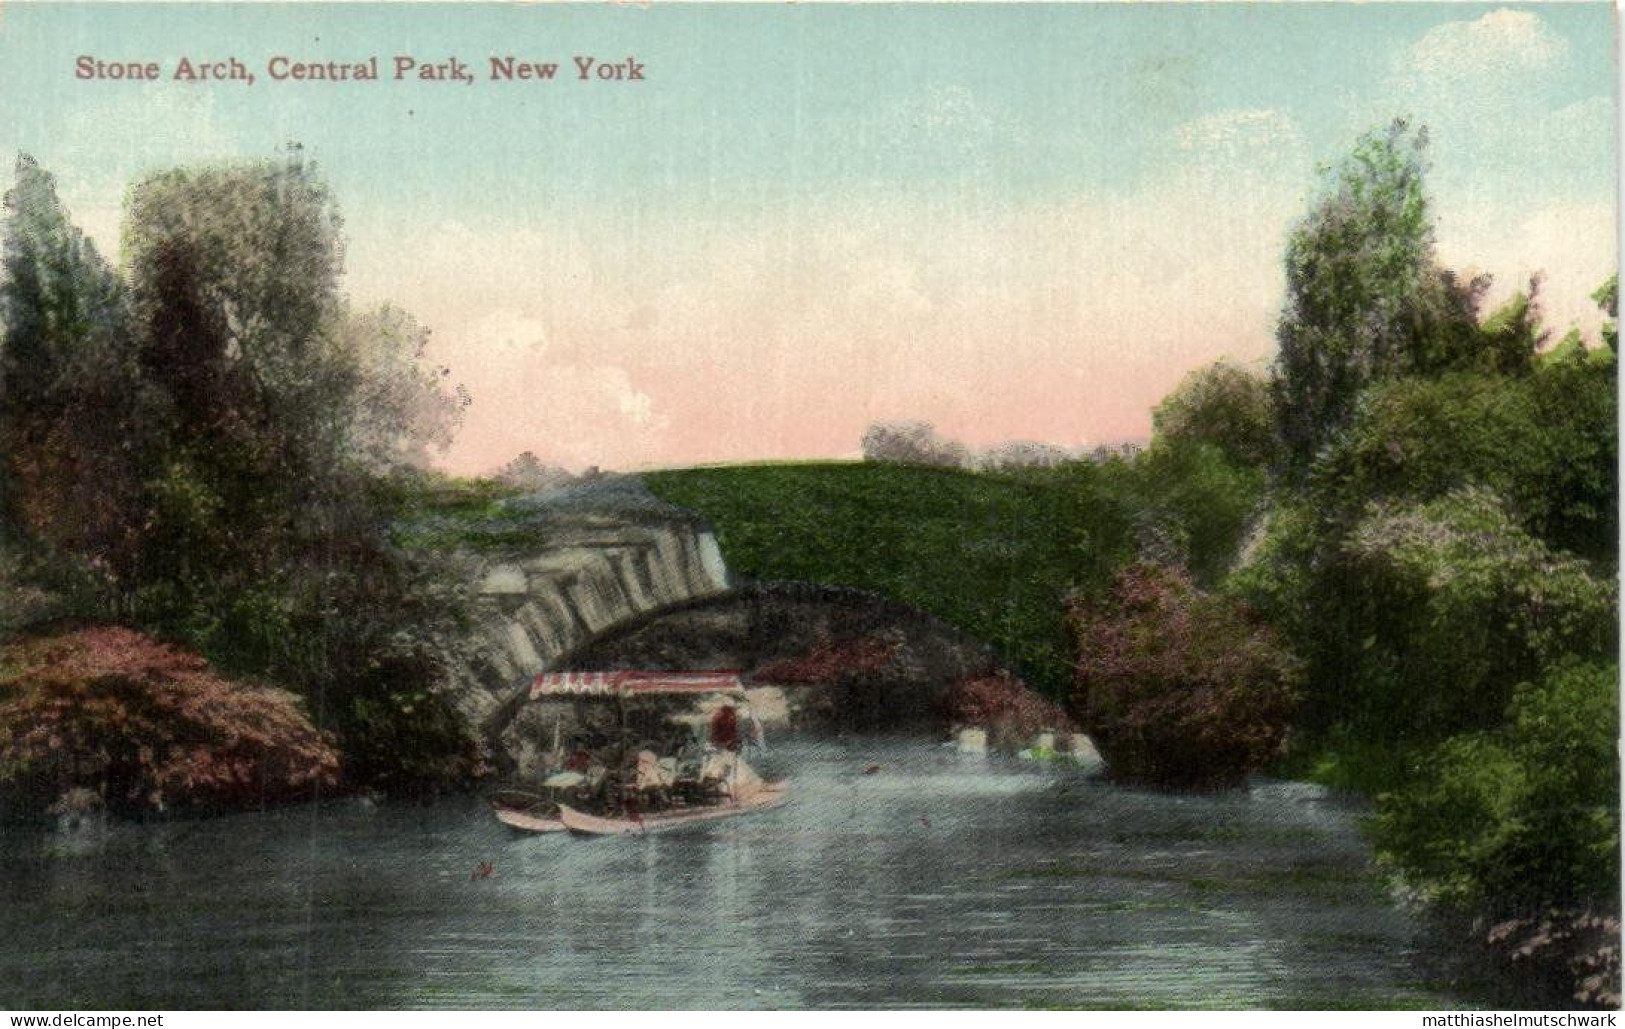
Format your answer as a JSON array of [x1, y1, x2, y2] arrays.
[[492, 806, 566, 834], [488, 790, 566, 834], [496, 670, 788, 837], [558, 781, 789, 837]]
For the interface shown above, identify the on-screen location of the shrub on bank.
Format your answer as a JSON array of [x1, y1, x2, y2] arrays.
[[939, 672, 1071, 752], [754, 631, 937, 730], [0, 624, 339, 818], [1368, 660, 1620, 1008], [1371, 659, 1619, 904], [1069, 562, 1300, 788]]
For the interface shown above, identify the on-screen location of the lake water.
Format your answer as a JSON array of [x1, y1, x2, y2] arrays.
[[1, 737, 1476, 1009]]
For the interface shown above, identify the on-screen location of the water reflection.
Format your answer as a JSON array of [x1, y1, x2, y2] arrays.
[[1, 737, 1468, 1009]]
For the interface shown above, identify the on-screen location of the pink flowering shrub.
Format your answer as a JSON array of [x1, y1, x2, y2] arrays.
[[0, 624, 339, 817], [1069, 562, 1300, 788]]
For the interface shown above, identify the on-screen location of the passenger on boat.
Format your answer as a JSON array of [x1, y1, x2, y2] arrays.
[[709, 704, 740, 752], [634, 748, 677, 809]]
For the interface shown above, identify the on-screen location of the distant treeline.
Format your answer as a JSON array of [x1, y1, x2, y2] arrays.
[[860, 419, 1143, 471]]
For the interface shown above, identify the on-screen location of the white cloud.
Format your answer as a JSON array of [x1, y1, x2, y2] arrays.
[[1379, 7, 1599, 166], [1438, 198, 1616, 340], [1176, 108, 1303, 154], [1400, 9, 1568, 87], [472, 309, 550, 354]]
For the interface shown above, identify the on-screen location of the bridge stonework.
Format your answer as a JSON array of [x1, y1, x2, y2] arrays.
[[433, 482, 733, 749]]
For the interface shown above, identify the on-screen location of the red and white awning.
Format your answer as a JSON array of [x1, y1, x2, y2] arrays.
[[528, 670, 746, 700]]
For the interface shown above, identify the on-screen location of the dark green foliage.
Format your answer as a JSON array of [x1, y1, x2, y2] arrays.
[[645, 461, 1135, 696], [1131, 440, 1266, 587], [0, 158, 129, 415], [1593, 275, 1618, 353], [0, 154, 479, 796], [1310, 359, 1616, 566], [1068, 562, 1300, 789], [328, 643, 488, 792], [0, 157, 147, 572], [121, 155, 352, 603], [1331, 488, 1615, 738], [1152, 360, 1278, 469], [1242, 123, 1618, 1006], [1371, 661, 1619, 913], [1475, 289, 1543, 376], [1136, 360, 1275, 585]]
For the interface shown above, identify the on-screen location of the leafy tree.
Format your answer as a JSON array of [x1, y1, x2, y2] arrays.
[[1131, 440, 1265, 587], [1151, 359, 1278, 468], [0, 156, 145, 570], [1106, 360, 1278, 588], [1475, 285, 1545, 376], [339, 303, 466, 473], [119, 153, 355, 611], [0, 152, 482, 795], [1317, 487, 1613, 739], [1068, 561, 1300, 788], [1272, 120, 1487, 473], [1593, 274, 1617, 352], [1308, 362, 1616, 566], [1371, 661, 1618, 960]]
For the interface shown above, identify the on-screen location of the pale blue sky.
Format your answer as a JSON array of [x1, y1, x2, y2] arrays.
[[0, 3, 1616, 471]]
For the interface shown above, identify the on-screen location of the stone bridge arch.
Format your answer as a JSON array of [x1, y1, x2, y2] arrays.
[[480, 580, 1019, 765], [429, 476, 1025, 768]]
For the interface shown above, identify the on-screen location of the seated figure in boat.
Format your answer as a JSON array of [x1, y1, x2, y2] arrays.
[[495, 671, 787, 833]]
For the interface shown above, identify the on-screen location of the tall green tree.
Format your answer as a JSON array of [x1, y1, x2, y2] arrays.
[[1272, 120, 1485, 474], [120, 152, 354, 604], [0, 155, 144, 570], [1475, 284, 1545, 376]]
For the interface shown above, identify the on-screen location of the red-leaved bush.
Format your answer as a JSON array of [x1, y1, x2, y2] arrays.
[[753, 636, 899, 684], [753, 632, 941, 730], [1069, 562, 1300, 788], [939, 672, 1072, 752], [0, 625, 339, 817]]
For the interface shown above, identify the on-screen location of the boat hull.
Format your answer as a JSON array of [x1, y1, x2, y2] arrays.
[[493, 806, 567, 833], [558, 783, 789, 837], [490, 791, 567, 834]]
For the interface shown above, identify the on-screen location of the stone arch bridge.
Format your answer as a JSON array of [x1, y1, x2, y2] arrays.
[[434, 478, 1013, 766]]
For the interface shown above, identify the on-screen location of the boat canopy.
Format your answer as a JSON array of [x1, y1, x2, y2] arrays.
[[528, 670, 747, 700]]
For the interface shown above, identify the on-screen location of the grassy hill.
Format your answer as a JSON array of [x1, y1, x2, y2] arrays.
[[643, 461, 1130, 697]]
